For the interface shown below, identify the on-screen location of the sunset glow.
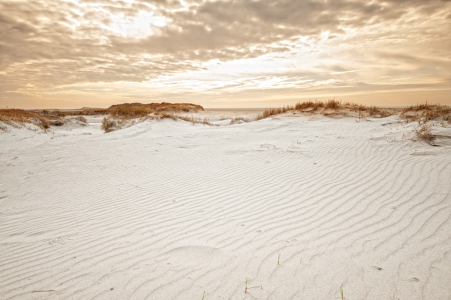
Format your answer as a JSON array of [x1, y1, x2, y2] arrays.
[[1, 0, 450, 108]]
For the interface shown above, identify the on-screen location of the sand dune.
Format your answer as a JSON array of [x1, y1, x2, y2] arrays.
[[1, 113, 450, 299]]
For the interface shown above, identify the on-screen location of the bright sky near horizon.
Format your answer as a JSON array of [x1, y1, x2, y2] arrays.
[[0, 0, 450, 109]]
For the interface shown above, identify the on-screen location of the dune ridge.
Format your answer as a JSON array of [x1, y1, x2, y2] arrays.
[[0, 112, 450, 299]]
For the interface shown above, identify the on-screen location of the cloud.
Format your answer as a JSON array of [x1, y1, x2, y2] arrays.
[[0, 0, 450, 107]]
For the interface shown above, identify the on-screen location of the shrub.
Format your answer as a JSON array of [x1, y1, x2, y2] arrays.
[[102, 117, 117, 133]]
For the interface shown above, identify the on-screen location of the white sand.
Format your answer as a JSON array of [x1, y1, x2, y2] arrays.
[[1, 112, 451, 300]]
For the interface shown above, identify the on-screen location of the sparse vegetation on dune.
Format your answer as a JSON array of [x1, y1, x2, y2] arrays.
[[255, 100, 451, 121], [174, 114, 214, 126], [401, 102, 451, 124], [156, 112, 179, 121], [0, 108, 94, 131], [3, 101, 449, 138], [255, 105, 294, 121], [230, 117, 251, 124], [101, 112, 215, 133], [0, 109, 50, 130], [109, 107, 152, 118], [5, 102, 209, 133], [95, 102, 210, 133], [252, 100, 450, 147], [31, 102, 202, 119], [36, 109, 109, 117], [108, 102, 204, 112]]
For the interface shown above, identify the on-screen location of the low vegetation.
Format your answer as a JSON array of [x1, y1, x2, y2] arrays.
[[415, 124, 435, 145], [101, 112, 215, 133], [400, 102, 451, 124], [0, 102, 207, 133], [109, 107, 152, 118], [36, 109, 108, 117], [255, 100, 395, 121], [2, 102, 449, 140], [230, 117, 252, 124], [251, 101, 450, 147], [108, 102, 204, 112], [0, 108, 93, 131], [74, 116, 87, 123], [97, 102, 209, 132], [173, 114, 214, 126], [0, 109, 50, 130], [101, 117, 118, 133]]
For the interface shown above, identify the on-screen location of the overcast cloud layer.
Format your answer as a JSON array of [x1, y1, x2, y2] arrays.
[[0, 0, 450, 108]]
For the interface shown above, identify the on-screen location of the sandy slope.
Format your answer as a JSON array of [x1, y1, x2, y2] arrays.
[[0, 113, 450, 300]]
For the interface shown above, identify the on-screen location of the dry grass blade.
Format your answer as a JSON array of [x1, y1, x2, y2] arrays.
[[415, 124, 435, 145]]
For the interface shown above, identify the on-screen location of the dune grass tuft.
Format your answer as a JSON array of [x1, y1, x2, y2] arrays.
[[415, 124, 435, 145], [102, 117, 117, 133], [325, 99, 340, 110], [158, 112, 179, 121], [255, 105, 295, 121]]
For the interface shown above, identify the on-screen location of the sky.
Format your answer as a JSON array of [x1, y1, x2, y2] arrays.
[[0, 0, 450, 109]]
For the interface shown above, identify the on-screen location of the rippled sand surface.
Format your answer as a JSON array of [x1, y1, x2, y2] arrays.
[[1, 112, 450, 299]]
